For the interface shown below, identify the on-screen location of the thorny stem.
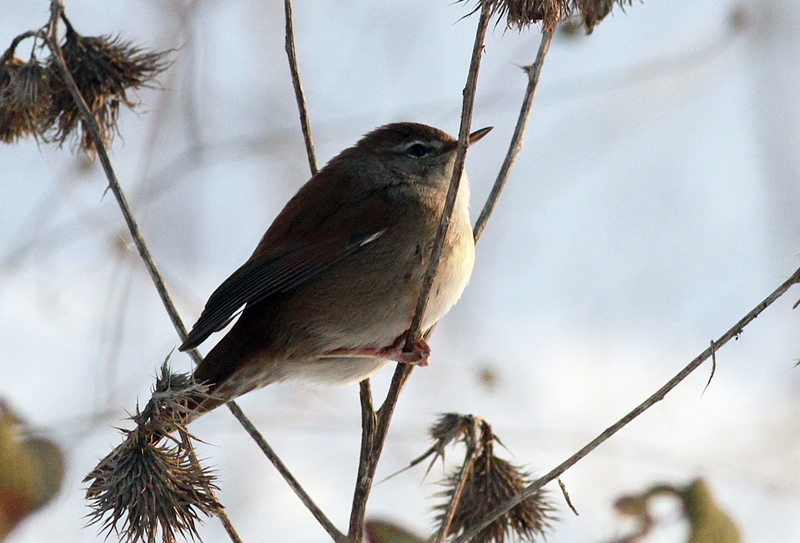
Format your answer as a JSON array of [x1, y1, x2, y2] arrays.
[[226, 402, 347, 543], [403, 0, 492, 353], [473, 30, 553, 243], [452, 265, 800, 543], [284, 0, 318, 175]]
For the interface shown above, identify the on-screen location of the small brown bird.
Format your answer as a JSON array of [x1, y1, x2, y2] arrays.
[[180, 122, 491, 414]]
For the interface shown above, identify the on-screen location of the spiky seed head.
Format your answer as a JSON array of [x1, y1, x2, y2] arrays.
[[462, 0, 632, 34], [45, 20, 170, 152]]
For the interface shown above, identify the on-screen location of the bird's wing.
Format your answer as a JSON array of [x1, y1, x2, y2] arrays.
[[179, 228, 386, 351]]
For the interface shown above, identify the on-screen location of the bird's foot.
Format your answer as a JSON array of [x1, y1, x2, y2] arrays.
[[380, 333, 431, 366], [326, 334, 430, 366]]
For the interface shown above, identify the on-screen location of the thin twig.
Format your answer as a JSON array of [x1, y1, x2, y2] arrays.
[[473, 30, 553, 243], [284, 0, 318, 175], [2, 29, 44, 59], [452, 265, 800, 543], [348, 380, 376, 540], [403, 0, 492, 353], [43, 1, 190, 351], [227, 401, 347, 543], [43, 3, 256, 541], [281, 3, 353, 538], [702, 339, 716, 396], [557, 478, 579, 517]]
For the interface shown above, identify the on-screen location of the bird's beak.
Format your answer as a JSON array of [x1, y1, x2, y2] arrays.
[[442, 126, 493, 153], [468, 126, 493, 146]]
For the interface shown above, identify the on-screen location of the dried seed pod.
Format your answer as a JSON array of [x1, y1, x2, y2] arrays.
[[46, 18, 170, 152], [84, 364, 221, 543], [462, 0, 632, 34], [4, 59, 53, 140], [438, 455, 553, 543], [0, 55, 29, 142], [431, 415, 555, 543], [576, 0, 621, 33], [85, 430, 221, 543]]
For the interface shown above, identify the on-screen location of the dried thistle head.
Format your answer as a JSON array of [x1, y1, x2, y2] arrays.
[[496, 0, 569, 32], [3, 59, 53, 142], [392, 414, 481, 480], [462, 0, 632, 34], [438, 457, 553, 543], [575, 0, 630, 33], [430, 414, 480, 453], [0, 53, 29, 142], [84, 428, 221, 543], [134, 362, 215, 433], [430, 415, 555, 543], [46, 18, 170, 152], [84, 364, 221, 543]]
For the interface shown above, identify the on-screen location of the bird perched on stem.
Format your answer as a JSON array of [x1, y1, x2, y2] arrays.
[[180, 122, 492, 415]]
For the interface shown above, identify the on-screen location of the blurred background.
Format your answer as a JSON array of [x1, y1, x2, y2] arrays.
[[1, 0, 799, 541]]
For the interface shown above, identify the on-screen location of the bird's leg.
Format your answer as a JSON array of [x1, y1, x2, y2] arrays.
[[325, 332, 431, 366]]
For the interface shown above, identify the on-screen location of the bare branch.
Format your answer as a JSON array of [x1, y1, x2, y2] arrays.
[[2, 30, 44, 60], [43, 1, 189, 349], [452, 265, 800, 543], [39, 3, 282, 541], [473, 29, 553, 243], [344, 6, 496, 538], [341, 7, 499, 539], [347, 380, 376, 540], [284, 0, 317, 175], [404, 0, 492, 353], [346, 364, 415, 543]]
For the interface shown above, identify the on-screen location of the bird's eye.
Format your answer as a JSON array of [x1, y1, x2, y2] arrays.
[[405, 142, 430, 158]]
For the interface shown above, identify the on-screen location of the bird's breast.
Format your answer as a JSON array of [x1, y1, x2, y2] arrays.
[[420, 178, 475, 330]]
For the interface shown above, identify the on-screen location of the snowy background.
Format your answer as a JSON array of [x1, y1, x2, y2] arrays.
[[1, 0, 799, 541]]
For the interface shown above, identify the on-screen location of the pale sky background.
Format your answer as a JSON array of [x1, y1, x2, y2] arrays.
[[1, 1, 800, 542]]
